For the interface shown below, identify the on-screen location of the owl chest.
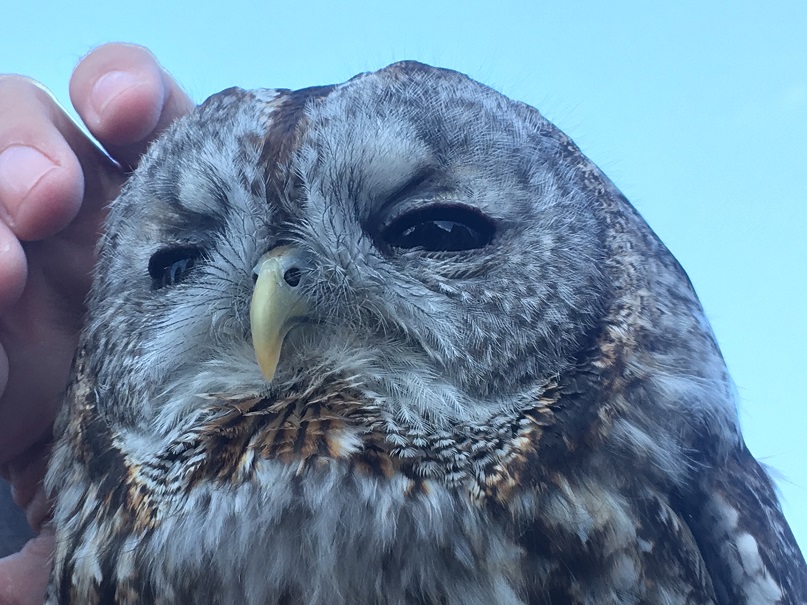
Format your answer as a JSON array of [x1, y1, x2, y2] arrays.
[[53, 409, 721, 604], [72, 405, 521, 604], [140, 459, 526, 605]]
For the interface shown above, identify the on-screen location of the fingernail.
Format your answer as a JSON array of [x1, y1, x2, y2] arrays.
[[0, 146, 58, 221], [90, 70, 143, 119]]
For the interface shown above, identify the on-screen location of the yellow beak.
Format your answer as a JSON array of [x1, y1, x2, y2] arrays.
[[250, 246, 309, 382]]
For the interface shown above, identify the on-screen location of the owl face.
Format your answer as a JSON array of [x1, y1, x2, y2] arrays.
[[86, 63, 610, 435]]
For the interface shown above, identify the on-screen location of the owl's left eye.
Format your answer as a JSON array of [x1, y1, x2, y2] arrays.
[[149, 246, 205, 290], [381, 205, 495, 252]]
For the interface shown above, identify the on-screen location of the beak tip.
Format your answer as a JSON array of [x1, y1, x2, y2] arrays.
[[257, 356, 278, 383]]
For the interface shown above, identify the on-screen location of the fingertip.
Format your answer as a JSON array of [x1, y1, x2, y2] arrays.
[[84, 64, 165, 146], [70, 44, 194, 167], [71, 44, 166, 146], [70, 43, 193, 167]]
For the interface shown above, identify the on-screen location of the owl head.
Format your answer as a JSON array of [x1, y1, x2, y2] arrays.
[[70, 60, 735, 487]]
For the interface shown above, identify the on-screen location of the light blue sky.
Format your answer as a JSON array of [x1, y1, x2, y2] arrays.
[[4, 1, 805, 551]]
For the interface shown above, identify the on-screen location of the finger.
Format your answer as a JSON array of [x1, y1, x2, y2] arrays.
[[0, 77, 86, 241], [6, 440, 50, 532], [70, 43, 195, 170], [0, 530, 52, 605]]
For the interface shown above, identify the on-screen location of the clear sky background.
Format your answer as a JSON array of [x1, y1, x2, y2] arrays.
[[4, 1, 805, 552]]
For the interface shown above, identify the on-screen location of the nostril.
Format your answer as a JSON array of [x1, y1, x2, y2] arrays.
[[283, 267, 302, 287]]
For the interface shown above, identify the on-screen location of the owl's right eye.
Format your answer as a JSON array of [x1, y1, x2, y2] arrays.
[[148, 246, 205, 290]]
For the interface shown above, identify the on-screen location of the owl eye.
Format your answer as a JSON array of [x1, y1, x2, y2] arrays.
[[148, 246, 204, 290], [381, 205, 494, 252]]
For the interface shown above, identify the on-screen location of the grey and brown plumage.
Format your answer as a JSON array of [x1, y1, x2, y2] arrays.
[[45, 61, 806, 604]]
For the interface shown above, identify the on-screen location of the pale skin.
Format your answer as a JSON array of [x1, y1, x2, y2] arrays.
[[0, 43, 193, 605]]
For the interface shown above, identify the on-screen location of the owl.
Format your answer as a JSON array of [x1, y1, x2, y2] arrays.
[[45, 61, 806, 604]]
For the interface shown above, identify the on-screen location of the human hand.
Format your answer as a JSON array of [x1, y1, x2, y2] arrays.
[[0, 43, 193, 604]]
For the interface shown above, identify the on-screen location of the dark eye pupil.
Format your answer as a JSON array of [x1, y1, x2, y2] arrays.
[[149, 246, 203, 290], [383, 207, 494, 252]]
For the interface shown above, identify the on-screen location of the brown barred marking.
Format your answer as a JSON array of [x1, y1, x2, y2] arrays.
[[71, 394, 159, 535], [182, 384, 369, 485], [258, 85, 334, 184], [140, 373, 565, 508]]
